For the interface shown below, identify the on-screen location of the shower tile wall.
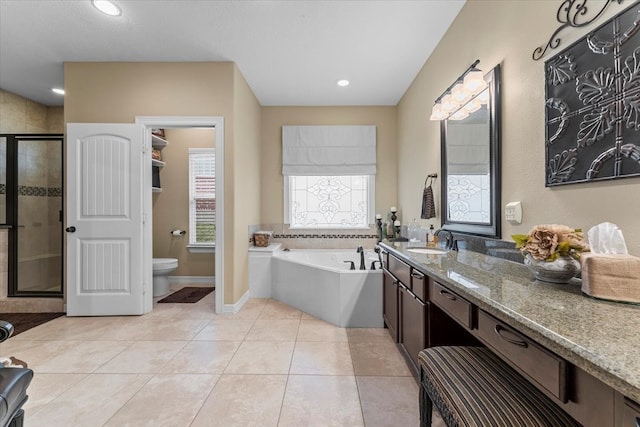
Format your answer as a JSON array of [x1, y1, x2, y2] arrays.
[[0, 88, 64, 304], [0, 89, 62, 134]]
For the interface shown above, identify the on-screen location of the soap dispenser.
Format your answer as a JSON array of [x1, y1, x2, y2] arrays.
[[428, 224, 435, 244]]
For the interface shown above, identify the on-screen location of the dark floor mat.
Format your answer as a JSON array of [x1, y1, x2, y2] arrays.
[[0, 312, 65, 337], [157, 287, 214, 303]]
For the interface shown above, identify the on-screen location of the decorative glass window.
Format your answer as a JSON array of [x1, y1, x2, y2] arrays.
[[188, 149, 215, 245], [285, 175, 374, 229], [446, 173, 491, 223]]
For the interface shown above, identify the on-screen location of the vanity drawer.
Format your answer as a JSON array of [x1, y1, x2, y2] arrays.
[[410, 269, 427, 302], [429, 281, 473, 329], [476, 310, 568, 402], [388, 254, 412, 286], [623, 397, 640, 427]]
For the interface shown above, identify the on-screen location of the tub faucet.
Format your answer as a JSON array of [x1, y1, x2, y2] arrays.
[[356, 246, 366, 270], [343, 261, 356, 270]]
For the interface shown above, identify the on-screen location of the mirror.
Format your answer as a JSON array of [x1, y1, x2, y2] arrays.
[[440, 64, 501, 238]]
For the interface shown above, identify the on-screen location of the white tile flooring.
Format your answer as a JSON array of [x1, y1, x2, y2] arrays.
[[1, 287, 447, 427]]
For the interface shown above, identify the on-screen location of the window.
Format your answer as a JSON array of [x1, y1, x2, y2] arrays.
[[285, 175, 374, 229], [281, 125, 377, 229], [188, 148, 215, 245]]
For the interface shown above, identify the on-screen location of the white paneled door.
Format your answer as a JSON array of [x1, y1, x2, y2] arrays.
[[66, 124, 145, 316]]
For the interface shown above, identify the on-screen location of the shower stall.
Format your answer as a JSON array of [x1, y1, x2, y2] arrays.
[[1, 134, 64, 297]]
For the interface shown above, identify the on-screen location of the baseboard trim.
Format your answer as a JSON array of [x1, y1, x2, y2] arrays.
[[223, 290, 249, 315], [169, 276, 215, 286]]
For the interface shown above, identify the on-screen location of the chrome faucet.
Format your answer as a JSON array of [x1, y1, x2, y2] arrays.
[[356, 246, 366, 270]]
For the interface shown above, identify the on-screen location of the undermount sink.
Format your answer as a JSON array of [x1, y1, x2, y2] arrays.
[[407, 248, 447, 255]]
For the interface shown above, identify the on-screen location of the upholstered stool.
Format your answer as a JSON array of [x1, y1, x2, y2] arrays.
[[418, 346, 580, 427]]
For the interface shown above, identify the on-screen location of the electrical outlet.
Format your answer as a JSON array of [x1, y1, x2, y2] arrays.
[[505, 201, 522, 224]]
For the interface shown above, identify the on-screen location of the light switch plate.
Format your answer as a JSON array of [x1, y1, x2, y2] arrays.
[[505, 201, 522, 224]]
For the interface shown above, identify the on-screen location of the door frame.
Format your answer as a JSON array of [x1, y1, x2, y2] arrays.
[[135, 116, 224, 314]]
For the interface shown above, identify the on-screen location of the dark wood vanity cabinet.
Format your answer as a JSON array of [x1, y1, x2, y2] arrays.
[[382, 269, 399, 343], [383, 251, 477, 375], [399, 283, 427, 369], [380, 244, 640, 427], [476, 310, 568, 402], [430, 280, 474, 329], [621, 397, 640, 427]]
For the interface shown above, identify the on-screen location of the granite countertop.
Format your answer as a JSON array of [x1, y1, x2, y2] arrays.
[[379, 241, 640, 403]]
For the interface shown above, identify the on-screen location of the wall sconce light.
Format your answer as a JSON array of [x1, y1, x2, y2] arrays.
[[429, 59, 488, 121]]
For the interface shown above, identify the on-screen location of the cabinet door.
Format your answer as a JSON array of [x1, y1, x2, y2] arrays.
[[400, 284, 427, 371], [383, 269, 399, 343], [622, 397, 640, 427]]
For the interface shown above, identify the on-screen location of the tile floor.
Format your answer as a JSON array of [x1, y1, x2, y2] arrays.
[[1, 288, 447, 426]]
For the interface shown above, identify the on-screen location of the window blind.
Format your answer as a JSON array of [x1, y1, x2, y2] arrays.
[[188, 149, 216, 244], [282, 125, 377, 175]]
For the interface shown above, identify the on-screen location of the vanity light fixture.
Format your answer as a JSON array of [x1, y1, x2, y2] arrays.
[[92, 0, 121, 16], [52, 88, 65, 95], [429, 59, 488, 121], [337, 79, 350, 87]]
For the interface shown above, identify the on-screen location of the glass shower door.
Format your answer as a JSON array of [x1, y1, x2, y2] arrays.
[[13, 135, 63, 295]]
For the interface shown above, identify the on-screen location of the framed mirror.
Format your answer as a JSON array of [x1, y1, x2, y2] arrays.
[[440, 64, 501, 238]]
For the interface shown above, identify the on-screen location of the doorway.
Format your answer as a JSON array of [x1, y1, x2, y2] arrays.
[[1, 134, 64, 297], [136, 117, 225, 314]]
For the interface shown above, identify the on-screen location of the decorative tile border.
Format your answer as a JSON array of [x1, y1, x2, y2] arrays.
[[17, 185, 62, 197], [47, 187, 62, 197], [272, 233, 378, 239], [248, 223, 380, 249]]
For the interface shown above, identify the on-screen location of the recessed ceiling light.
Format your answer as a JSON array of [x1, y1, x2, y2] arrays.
[[337, 79, 350, 87], [92, 0, 121, 16], [52, 88, 65, 95]]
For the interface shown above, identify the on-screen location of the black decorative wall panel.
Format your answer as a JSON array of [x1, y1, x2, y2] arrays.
[[545, 5, 640, 186]]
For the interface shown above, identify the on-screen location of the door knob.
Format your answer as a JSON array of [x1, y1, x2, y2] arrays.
[[65, 226, 76, 233]]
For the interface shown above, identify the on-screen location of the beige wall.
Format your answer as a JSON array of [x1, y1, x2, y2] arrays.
[[153, 128, 215, 277], [64, 62, 257, 305], [230, 65, 262, 302], [397, 1, 640, 255], [261, 106, 398, 224]]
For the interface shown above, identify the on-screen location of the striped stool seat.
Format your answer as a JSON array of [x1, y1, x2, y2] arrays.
[[418, 346, 580, 427]]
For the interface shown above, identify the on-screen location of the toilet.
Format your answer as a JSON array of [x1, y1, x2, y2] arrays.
[[152, 258, 179, 297]]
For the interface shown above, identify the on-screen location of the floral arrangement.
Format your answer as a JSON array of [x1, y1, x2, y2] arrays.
[[512, 224, 590, 261]]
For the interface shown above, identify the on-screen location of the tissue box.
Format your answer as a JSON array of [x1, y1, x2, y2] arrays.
[[581, 253, 640, 303]]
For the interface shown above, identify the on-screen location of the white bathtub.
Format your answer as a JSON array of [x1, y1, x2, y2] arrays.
[[272, 249, 383, 328]]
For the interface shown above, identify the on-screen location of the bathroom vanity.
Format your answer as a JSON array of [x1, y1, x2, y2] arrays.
[[379, 241, 640, 427]]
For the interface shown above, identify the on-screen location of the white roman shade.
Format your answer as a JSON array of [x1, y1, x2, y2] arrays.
[[282, 125, 377, 175], [446, 123, 490, 175]]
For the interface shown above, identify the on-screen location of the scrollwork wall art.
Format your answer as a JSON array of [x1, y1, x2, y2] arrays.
[[545, 4, 640, 186], [533, 0, 624, 61]]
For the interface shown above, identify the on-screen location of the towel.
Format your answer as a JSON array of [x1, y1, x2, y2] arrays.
[[421, 184, 436, 219]]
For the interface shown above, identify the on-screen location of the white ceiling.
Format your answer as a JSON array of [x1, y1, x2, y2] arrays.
[[0, 0, 465, 107]]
